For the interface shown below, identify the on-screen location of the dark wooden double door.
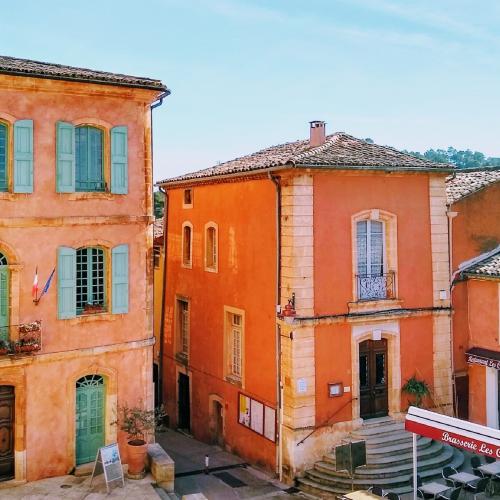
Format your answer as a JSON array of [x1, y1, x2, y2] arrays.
[[0, 386, 14, 481], [359, 339, 388, 419]]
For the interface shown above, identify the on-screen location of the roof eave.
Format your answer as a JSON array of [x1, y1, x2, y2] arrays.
[[0, 69, 168, 92], [461, 272, 500, 281], [293, 163, 454, 173]]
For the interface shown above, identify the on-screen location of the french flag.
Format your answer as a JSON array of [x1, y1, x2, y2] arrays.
[[32, 267, 38, 299]]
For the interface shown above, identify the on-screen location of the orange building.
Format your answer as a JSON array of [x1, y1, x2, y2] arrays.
[[447, 170, 500, 425], [158, 121, 456, 483], [0, 55, 167, 483]]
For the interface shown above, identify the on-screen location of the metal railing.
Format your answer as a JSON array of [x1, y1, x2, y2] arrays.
[[0, 320, 42, 355], [356, 272, 395, 301]]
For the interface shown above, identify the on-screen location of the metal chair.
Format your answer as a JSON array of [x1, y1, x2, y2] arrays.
[[409, 475, 426, 498], [485, 456, 496, 464], [437, 487, 461, 500], [384, 492, 400, 500], [471, 455, 485, 477], [442, 466, 459, 487], [465, 477, 489, 500], [368, 485, 385, 496]]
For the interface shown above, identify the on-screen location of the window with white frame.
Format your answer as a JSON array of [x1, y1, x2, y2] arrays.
[[205, 223, 218, 272], [224, 307, 244, 383], [76, 247, 106, 313], [182, 222, 192, 268], [176, 298, 189, 359], [231, 314, 242, 377]]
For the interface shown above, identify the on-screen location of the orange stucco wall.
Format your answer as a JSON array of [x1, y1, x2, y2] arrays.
[[163, 178, 277, 470], [0, 74, 160, 481], [469, 364, 487, 425]]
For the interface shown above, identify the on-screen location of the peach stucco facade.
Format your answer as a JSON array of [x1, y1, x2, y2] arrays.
[[0, 73, 163, 483], [161, 163, 453, 480]]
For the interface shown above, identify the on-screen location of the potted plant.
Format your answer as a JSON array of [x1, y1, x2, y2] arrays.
[[116, 404, 165, 478], [402, 375, 430, 408], [83, 302, 104, 314], [0, 339, 10, 355]]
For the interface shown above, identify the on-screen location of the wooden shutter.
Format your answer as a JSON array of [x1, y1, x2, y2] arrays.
[[58, 246, 76, 319], [56, 122, 75, 193], [13, 120, 33, 193], [112, 244, 129, 314], [110, 126, 128, 194]]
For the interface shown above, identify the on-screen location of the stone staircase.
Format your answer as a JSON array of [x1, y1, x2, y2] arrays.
[[297, 417, 464, 498]]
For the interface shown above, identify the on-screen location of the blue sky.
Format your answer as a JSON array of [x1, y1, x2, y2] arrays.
[[1, 0, 499, 180]]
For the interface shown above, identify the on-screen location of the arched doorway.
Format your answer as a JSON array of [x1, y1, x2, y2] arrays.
[[75, 375, 105, 465], [0, 386, 14, 481], [0, 252, 8, 341]]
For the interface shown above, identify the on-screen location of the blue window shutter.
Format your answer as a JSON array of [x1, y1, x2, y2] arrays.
[[111, 126, 128, 194], [13, 119, 34, 193], [58, 246, 76, 319], [112, 244, 129, 314], [56, 121, 75, 192]]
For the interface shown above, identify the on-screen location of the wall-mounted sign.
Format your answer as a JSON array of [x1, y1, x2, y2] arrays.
[[297, 378, 308, 394], [238, 393, 276, 442], [328, 382, 344, 397], [466, 348, 500, 371], [90, 443, 124, 493]]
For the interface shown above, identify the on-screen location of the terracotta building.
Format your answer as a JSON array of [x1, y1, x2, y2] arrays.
[[447, 169, 500, 425], [0, 55, 167, 482], [158, 121, 457, 486]]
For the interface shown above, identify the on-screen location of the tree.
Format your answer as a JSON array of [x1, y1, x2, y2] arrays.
[[154, 190, 165, 218], [404, 145, 500, 168]]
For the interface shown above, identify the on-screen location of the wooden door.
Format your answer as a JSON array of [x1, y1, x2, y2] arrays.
[[0, 386, 14, 481], [359, 339, 388, 419], [76, 375, 105, 465], [455, 374, 469, 420], [178, 373, 190, 430]]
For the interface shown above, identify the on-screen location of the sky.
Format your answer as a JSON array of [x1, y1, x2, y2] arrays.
[[1, 0, 500, 181]]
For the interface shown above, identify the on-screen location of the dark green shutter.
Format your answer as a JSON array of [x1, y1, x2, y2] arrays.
[[112, 244, 129, 314], [13, 119, 34, 193], [58, 246, 76, 319], [56, 122, 75, 192], [111, 126, 128, 194]]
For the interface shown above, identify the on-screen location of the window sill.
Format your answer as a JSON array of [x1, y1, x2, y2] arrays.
[[65, 192, 117, 200], [204, 266, 218, 273], [175, 352, 188, 365], [0, 192, 30, 201], [181, 263, 192, 270], [348, 298, 403, 314], [65, 313, 119, 325], [225, 375, 242, 388]]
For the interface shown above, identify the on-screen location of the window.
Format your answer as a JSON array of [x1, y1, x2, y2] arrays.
[[224, 307, 245, 384], [153, 245, 161, 269], [205, 223, 218, 272], [76, 247, 106, 314], [183, 189, 193, 208], [176, 298, 189, 360], [75, 126, 104, 192], [182, 222, 193, 268], [0, 119, 34, 194], [57, 244, 129, 319], [353, 210, 397, 302]]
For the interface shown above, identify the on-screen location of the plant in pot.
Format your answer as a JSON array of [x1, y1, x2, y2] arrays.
[[402, 375, 430, 408], [116, 403, 165, 478]]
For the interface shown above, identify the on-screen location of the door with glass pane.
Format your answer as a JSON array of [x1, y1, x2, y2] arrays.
[[76, 375, 105, 465], [0, 253, 9, 342], [359, 339, 388, 419]]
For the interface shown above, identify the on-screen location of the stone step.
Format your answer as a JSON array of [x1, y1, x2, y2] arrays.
[[324, 439, 441, 469], [299, 447, 463, 494], [349, 421, 404, 438], [349, 430, 413, 448]]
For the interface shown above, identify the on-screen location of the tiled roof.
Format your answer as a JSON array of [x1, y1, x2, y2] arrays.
[[158, 132, 451, 185], [446, 168, 500, 204], [153, 218, 164, 239], [0, 55, 168, 91], [460, 247, 500, 279]]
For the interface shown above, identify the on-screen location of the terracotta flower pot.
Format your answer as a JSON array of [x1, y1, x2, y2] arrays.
[[127, 440, 147, 476]]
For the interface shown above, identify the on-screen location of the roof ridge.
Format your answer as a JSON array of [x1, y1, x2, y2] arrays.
[[457, 245, 500, 274], [292, 132, 342, 163]]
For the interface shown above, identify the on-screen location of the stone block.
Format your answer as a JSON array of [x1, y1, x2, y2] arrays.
[[147, 443, 174, 493]]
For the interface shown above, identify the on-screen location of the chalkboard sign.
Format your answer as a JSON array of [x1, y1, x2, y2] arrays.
[[90, 443, 125, 493]]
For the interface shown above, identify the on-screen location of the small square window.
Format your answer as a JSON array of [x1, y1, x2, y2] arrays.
[[183, 189, 193, 207]]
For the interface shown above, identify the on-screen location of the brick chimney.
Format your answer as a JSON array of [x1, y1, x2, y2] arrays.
[[309, 120, 326, 147]]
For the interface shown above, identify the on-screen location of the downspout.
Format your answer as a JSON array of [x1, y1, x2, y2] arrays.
[[150, 89, 170, 406], [269, 173, 283, 481], [447, 208, 458, 415], [158, 187, 169, 406]]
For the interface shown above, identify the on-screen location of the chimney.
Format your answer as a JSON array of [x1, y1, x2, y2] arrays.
[[309, 120, 326, 147]]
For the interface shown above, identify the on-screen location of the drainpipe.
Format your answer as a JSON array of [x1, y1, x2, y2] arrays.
[[158, 187, 169, 406], [447, 208, 458, 415], [269, 173, 283, 481]]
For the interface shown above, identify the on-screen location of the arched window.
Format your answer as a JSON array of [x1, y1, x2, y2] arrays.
[[76, 126, 104, 192], [182, 223, 193, 268], [205, 223, 218, 272], [76, 247, 106, 314], [0, 123, 8, 192]]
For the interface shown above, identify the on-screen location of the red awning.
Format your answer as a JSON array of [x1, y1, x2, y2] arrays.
[[405, 407, 500, 458]]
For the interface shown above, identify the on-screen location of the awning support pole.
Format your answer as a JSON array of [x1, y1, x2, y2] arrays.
[[413, 432, 418, 500]]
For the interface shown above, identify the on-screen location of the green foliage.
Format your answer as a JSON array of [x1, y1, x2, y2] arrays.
[[402, 376, 430, 408], [154, 190, 165, 218], [116, 403, 166, 444], [404, 146, 500, 169]]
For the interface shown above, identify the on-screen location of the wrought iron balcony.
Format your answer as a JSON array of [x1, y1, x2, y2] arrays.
[[0, 320, 42, 356], [356, 272, 396, 301]]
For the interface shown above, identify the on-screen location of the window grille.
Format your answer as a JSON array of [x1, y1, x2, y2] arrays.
[[76, 247, 105, 314]]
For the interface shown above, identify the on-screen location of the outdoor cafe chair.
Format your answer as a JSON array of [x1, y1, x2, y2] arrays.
[[471, 456, 485, 477], [368, 485, 385, 496], [384, 492, 400, 500], [442, 466, 459, 487], [436, 487, 461, 500], [465, 477, 489, 500], [485, 456, 496, 464]]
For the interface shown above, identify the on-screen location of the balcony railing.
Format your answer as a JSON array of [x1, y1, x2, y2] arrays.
[[356, 272, 395, 301], [0, 320, 42, 356]]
